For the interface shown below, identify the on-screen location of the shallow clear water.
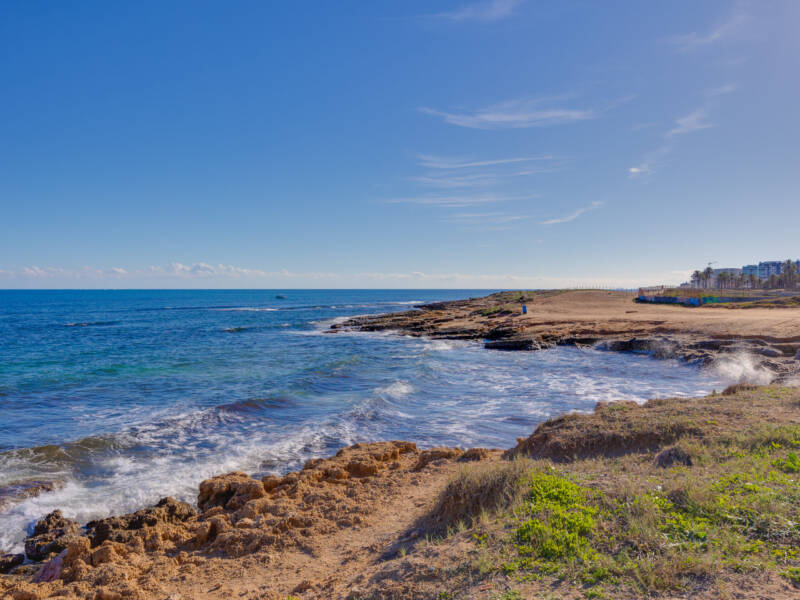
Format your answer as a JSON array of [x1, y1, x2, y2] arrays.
[[0, 289, 728, 552]]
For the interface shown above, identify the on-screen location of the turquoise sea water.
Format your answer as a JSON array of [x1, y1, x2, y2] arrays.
[[0, 289, 728, 552]]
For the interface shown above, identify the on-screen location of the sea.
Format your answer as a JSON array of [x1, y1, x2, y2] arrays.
[[0, 289, 732, 552]]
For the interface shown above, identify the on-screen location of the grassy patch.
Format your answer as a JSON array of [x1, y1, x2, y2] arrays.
[[427, 386, 800, 597], [509, 471, 598, 570], [429, 459, 532, 532]]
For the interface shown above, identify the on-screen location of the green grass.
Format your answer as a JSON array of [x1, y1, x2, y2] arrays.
[[462, 422, 800, 596], [419, 387, 800, 597]]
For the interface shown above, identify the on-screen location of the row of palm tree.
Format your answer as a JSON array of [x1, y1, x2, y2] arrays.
[[690, 259, 799, 290]]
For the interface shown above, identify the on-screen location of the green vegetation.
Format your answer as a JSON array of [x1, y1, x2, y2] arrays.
[[427, 386, 800, 598], [492, 591, 523, 600]]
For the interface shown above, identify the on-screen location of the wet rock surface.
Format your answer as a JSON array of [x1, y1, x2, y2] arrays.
[[335, 291, 800, 383], [86, 497, 196, 547], [0, 552, 24, 574], [24, 511, 81, 562]]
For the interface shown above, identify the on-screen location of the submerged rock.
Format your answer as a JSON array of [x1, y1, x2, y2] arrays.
[[0, 479, 64, 512], [24, 510, 80, 561]]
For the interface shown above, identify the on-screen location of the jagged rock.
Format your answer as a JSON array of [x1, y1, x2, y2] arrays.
[[0, 553, 24, 574], [345, 459, 379, 477], [414, 448, 463, 471], [24, 510, 80, 561], [86, 497, 196, 547], [485, 325, 516, 340], [198, 472, 266, 512]]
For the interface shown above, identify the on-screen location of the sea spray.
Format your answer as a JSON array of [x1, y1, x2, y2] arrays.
[[710, 352, 775, 385]]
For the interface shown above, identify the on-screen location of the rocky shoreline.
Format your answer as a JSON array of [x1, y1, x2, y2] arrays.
[[4, 385, 800, 599], [5, 290, 800, 599], [0, 441, 492, 599], [331, 290, 800, 382]]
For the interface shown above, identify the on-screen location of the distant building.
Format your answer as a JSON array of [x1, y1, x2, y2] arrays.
[[686, 259, 799, 288], [740, 260, 800, 280], [742, 264, 759, 277], [758, 261, 784, 279]]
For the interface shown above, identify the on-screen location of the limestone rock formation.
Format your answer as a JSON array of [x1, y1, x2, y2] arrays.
[[24, 510, 80, 562]]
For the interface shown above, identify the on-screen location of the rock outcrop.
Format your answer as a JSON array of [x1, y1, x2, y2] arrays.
[[0, 441, 484, 600], [333, 290, 800, 382], [24, 510, 80, 562], [0, 552, 24, 574], [85, 497, 196, 547]]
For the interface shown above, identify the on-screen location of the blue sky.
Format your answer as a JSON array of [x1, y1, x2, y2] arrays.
[[1, 0, 798, 289]]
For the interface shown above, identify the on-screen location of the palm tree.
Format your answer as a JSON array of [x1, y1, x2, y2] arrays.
[[691, 270, 702, 288], [703, 266, 714, 289], [783, 259, 797, 289], [768, 274, 779, 290], [749, 274, 759, 290]]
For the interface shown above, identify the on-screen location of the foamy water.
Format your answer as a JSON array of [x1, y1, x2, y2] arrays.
[[0, 290, 740, 552]]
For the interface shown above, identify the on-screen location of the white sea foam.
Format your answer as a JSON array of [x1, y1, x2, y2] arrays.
[[428, 340, 456, 351], [0, 406, 363, 553], [375, 381, 414, 399], [710, 352, 775, 385]]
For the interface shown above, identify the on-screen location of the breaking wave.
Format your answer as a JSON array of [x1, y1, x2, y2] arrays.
[[710, 352, 776, 385]]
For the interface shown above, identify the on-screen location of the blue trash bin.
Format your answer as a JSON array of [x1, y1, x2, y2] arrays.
[[522, 305, 527, 314]]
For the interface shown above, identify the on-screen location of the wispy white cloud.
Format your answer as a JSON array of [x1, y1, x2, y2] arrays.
[[666, 108, 713, 138], [1, 263, 339, 281], [540, 201, 603, 225], [667, 7, 749, 52], [0, 264, 690, 289], [411, 172, 504, 189], [411, 168, 555, 189], [410, 154, 560, 189], [420, 97, 595, 130], [385, 192, 538, 208], [353, 270, 684, 288], [417, 154, 552, 169], [706, 83, 737, 97], [629, 85, 736, 178], [443, 212, 530, 227], [432, 0, 523, 22], [146, 262, 269, 278]]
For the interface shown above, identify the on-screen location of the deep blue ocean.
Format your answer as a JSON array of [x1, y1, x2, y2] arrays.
[[0, 289, 729, 552]]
